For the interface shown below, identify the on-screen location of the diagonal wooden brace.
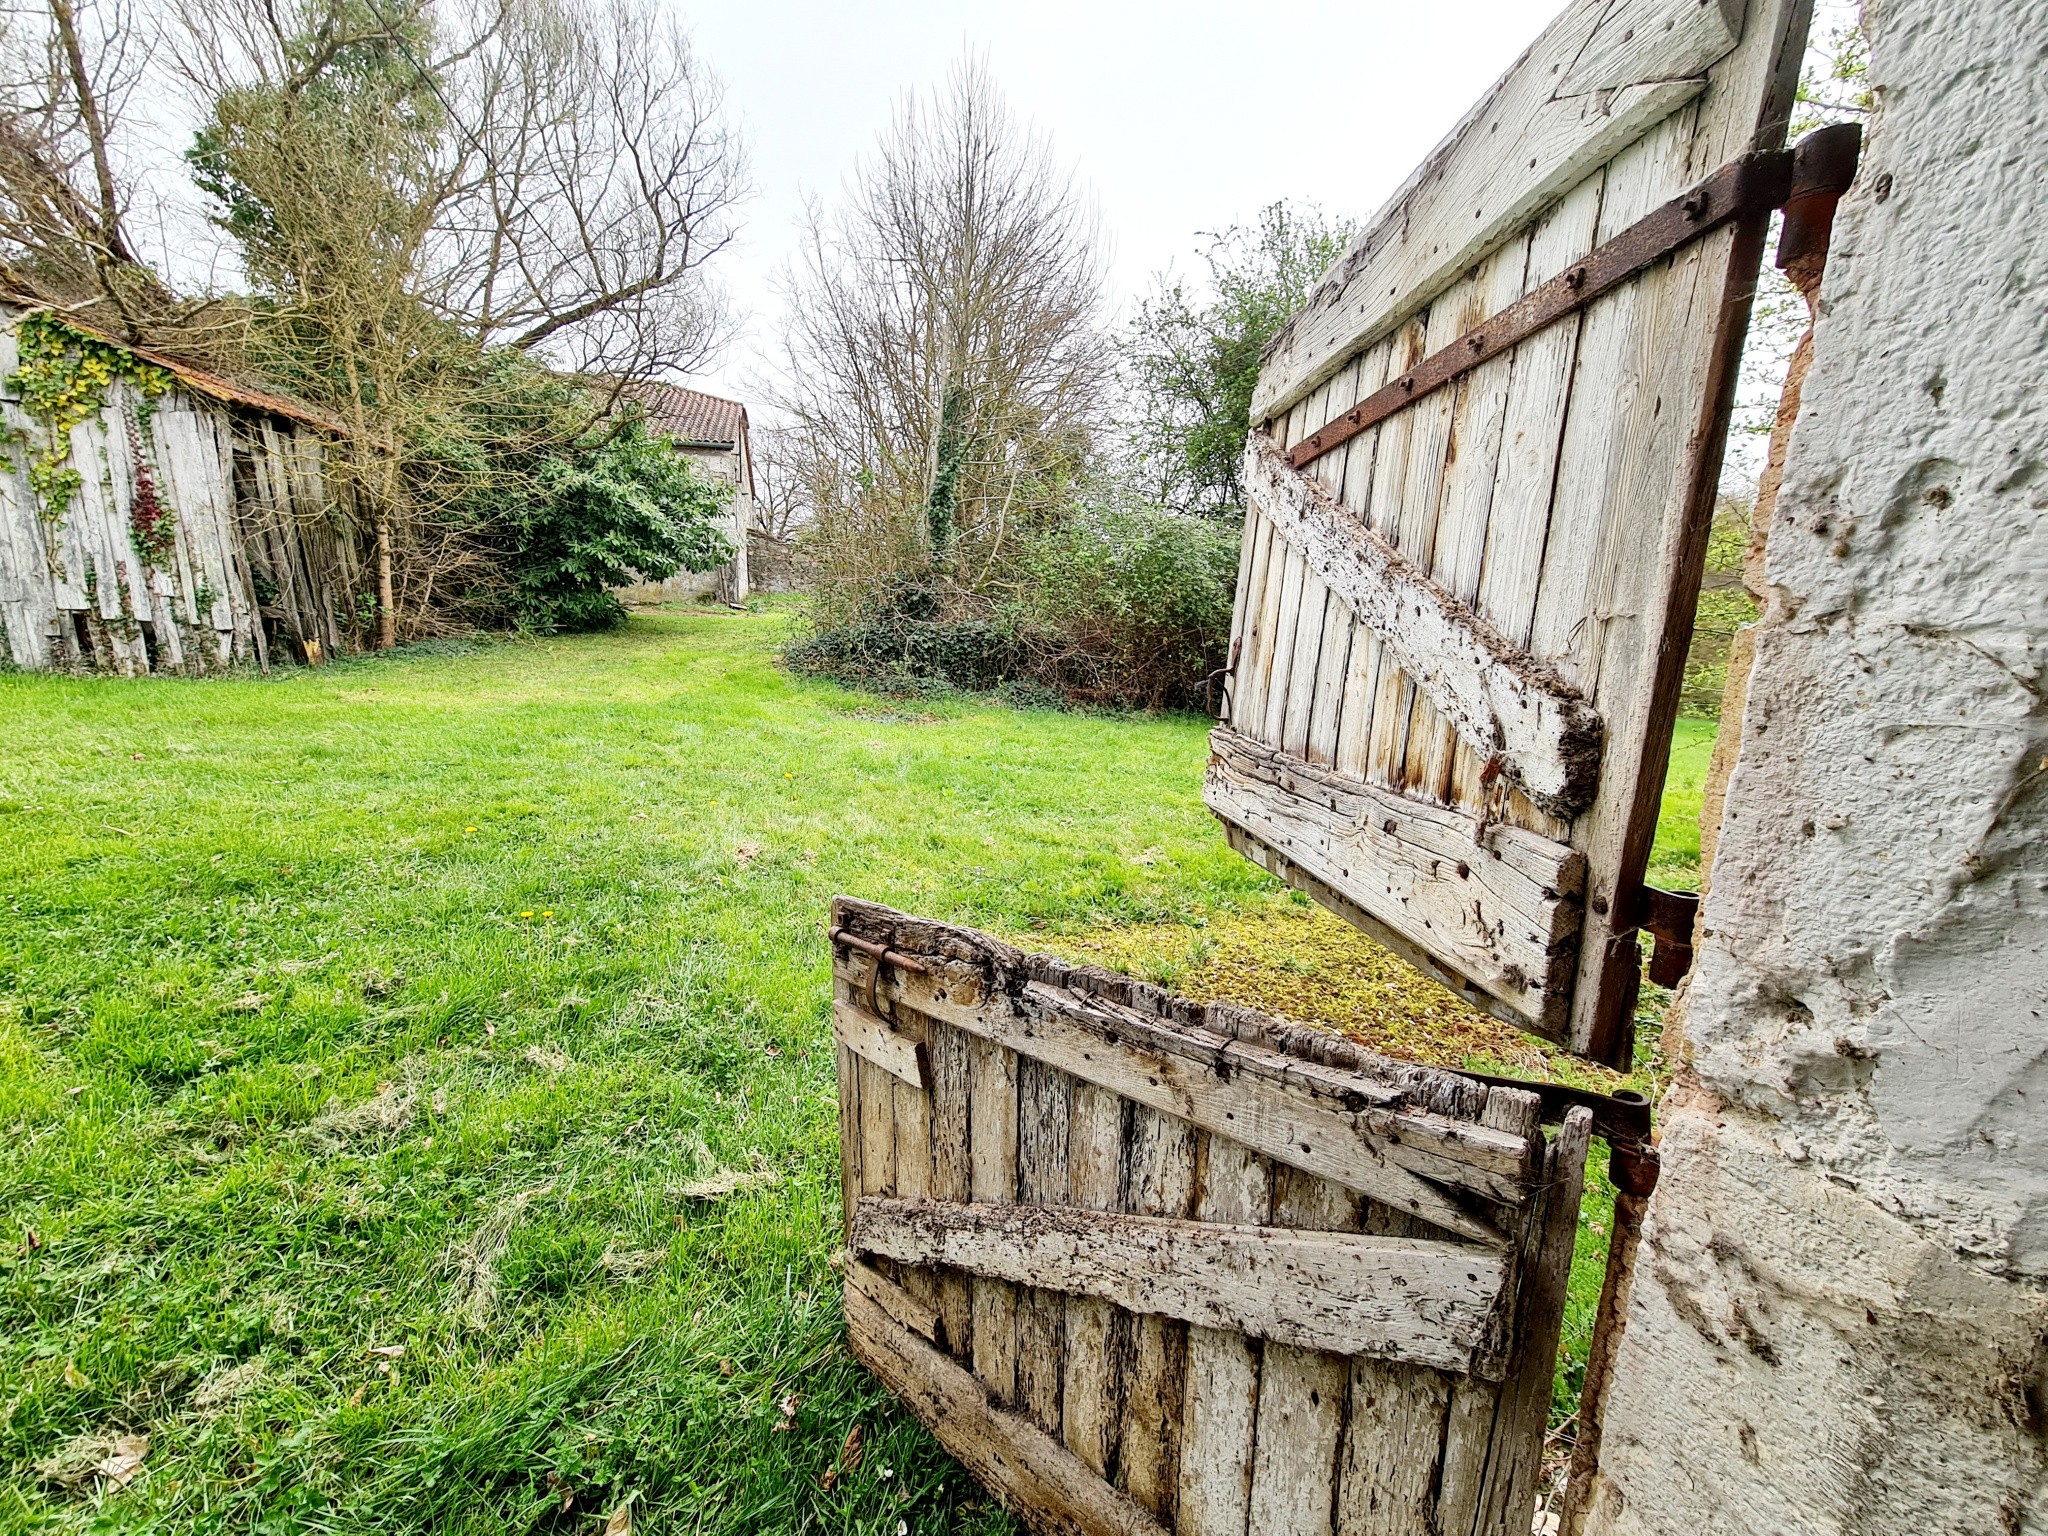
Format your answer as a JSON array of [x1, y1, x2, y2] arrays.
[[1245, 438, 1604, 817]]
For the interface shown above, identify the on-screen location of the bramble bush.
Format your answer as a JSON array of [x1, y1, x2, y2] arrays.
[[787, 503, 1238, 712]]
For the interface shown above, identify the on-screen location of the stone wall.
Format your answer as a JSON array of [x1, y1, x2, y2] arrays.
[[746, 529, 811, 593], [1586, 2, 2048, 1532]]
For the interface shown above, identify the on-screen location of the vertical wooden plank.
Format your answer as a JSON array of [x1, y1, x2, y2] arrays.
[[1062, 1080, 1128, 1476], [1334, 1360, 1453, 1536], [968, 1035, 1019, 1406], [892, 1071, 937, 1313], [1118, 1106, 1199, 1523], [1246, 1168, 1359, 1536], [1302, 357, 1363, 769], [1281, 553, 1331, 757], [1016, 1057, 1073, 1436], [1178, 1135, 1274, 1536], [1247, 514, 1290, 739], [1222, 499, 1260, 725], [1230, 513, 1278, 731], [835, 1041, 863, 1236], [858, 1056, 897, 1198], [1401, 232, 1533, 803], [927, 1017, 974, 1358], [1258, 542, 1308, 746], [1476, 1110, 1592, 1536], [1434, 1088, 1555, 1536]]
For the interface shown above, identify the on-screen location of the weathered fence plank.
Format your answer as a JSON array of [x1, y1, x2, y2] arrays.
[[853, 1198, 1509, 1374]]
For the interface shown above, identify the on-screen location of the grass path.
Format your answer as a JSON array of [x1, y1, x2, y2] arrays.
[[0, 611, 1710, 1533]]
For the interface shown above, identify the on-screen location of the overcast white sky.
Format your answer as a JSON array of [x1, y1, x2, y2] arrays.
[[676, 0, 1552, 408]]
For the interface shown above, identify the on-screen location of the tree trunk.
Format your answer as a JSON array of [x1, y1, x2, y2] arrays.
[[376, 510, 396, 649]]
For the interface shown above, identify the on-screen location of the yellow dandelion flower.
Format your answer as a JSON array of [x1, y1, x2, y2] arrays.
[[520, 910, 534, 918]]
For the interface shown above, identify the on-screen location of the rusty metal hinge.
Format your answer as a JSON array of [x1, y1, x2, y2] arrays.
[[1289, 125, 1863, 472]]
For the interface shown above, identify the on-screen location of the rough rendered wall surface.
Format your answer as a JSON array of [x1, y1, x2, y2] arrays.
[[1588, 2, 2048, 1532]]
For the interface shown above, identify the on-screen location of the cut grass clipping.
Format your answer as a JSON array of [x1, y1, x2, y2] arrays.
[[0, 608, 1711, 1532]]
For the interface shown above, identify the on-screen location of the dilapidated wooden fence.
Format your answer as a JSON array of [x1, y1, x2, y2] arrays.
[[1212, 0, 1817, 1067], [832, 898, 1592, 1536]]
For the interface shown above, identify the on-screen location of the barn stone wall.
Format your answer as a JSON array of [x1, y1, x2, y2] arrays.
[[1585, 2, 2048, 1532]]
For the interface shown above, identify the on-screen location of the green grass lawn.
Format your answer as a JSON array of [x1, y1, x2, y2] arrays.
[[0, 611, 1719, 1533]]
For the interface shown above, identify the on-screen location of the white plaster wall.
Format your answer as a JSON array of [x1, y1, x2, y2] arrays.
[[1588, 1, 2048, 1530]]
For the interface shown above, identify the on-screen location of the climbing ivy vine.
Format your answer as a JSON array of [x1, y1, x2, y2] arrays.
[[8, 311, 176, 557]]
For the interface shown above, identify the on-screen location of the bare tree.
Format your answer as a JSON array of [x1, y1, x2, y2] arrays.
[[0, 0, 180, 331], [748, 423, 818, 544], [771, 57, 1109, 620], [430, 0, 742, 384]]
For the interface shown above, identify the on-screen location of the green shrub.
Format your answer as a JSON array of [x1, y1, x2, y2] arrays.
[[787, 503, 1239, 712], [1001, 504, 1239, 709], [784, 576, 1021, 692], [504, 420, 733, 633]]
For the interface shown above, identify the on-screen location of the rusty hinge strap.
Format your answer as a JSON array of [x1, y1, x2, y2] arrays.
[[1288, 139, 1819, 472], [1775, 121, 1863, 273]]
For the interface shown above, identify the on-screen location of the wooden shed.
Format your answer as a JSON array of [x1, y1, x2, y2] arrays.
[[0, 303, 364, 675]]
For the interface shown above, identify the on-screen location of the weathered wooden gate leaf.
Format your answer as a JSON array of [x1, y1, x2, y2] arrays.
[[1221, 0, 1813, 1065], [830, 899, 1587, 1536]]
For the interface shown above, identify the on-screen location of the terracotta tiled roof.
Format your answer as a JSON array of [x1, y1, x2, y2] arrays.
[[630, 382, 747, 448], [0, 298, 351, 435]]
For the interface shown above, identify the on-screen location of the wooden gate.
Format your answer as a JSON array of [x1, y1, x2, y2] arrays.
[[832, 898, 1593, 1536], [1211, 0, 1814, 1066]]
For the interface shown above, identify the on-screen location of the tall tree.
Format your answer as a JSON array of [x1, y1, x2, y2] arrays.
[[0, 0, 178, 331], [1122, 201, 1355, 520], [174, 0, 743, 643], [771, 57, 1109, 619]]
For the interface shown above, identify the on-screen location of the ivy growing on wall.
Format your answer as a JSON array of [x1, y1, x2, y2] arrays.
[[8, 311, 176, 559]]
